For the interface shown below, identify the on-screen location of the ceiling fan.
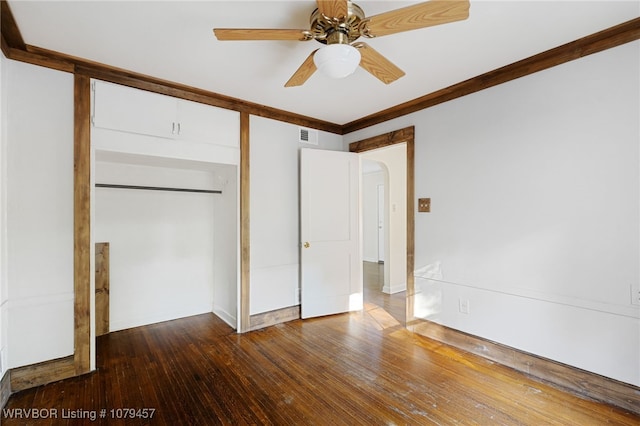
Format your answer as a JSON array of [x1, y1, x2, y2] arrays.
[[213, 0, 470, 87]]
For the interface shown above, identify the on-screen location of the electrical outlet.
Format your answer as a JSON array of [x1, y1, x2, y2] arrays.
[[458, 298, 470, 314], [631, 284, 640, 306]]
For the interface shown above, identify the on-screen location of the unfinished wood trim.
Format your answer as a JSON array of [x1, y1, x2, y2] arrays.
[[74, 74, 92, 374], [18, 41, 342, 134], [409, 319, 640, 415], [0, 4, 74, 71], [250, 306, 301, 331], [342, 17, 640, 133], [0, 33, 9, 59], [37, 42, 344, 133], [95, 242, 110, 337], [239, 112, 251, 333], [2, 44, 75, 73], [348, 126, 415, 153], [349, 126, 416, 323], [73, 61, 342, 135], [0, 371, 10, 410], [0, 1, 25, 50], [10, 356, 75, 393], [2, 6, 637, 136], [405, 136, 415, 322], [0, 1, 341, 133]]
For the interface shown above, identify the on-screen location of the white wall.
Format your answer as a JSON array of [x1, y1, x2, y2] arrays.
[[361, 145, 407, 294], [362, 168, 384, 263], [212, 164, 238, 327], [92, 81, 240, 330], [345, 41, 640, 386], [0, 54, 8, 377], [249, 117, 343, 315], [94, 159, 237, 330], [4, 60, 74, 368]]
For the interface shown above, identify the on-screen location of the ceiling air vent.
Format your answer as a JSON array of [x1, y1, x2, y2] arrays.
[[299, 127, 318, 145]]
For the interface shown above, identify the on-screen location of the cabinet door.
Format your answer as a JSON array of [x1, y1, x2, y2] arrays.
[[93, 80, 176, 139], [176, 99, 240, 147]]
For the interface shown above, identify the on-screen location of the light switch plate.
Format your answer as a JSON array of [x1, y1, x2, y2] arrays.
[[418, 198, 431, 213]]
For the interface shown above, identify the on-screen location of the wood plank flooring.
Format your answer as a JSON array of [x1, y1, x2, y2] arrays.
[[3, 307, 639, 425], [363, 261, 405, 326]]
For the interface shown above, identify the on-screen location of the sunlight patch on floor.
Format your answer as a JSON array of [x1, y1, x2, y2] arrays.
[[365, 303, 401, 330]]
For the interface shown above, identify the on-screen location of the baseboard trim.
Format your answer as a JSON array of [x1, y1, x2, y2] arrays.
[[250, 305, 301, 331], [382, 284, 406, 294], [0, 370, 10, 410], [10, 355, 76, 392], [213, 306, 237, 329], [408, 319, 640, 415]]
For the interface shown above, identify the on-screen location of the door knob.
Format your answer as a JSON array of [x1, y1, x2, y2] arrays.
[[303, 242, 310, 248]]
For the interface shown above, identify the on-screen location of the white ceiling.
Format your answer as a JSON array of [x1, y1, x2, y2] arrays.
[[8, 1, 639, 125]]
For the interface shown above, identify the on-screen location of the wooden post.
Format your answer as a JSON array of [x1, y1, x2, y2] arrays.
[[74, 73, 91, 374], [240, 112, 250, 332], [95, 243, 110, 336]]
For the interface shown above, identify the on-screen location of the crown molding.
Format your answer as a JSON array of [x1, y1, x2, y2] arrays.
[[342, 17, 640, 134], [0, 0, 24, 50], [1, 3, 638, 135], [0, 1, 342, 134]]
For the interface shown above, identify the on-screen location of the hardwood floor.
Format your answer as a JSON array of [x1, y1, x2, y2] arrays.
[[363, 261, 405, 326], [3, 308, 639, 424]]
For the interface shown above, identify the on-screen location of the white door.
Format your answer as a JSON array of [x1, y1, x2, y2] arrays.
[[300, 149, 362, 319], [377, 184, 385, 263]]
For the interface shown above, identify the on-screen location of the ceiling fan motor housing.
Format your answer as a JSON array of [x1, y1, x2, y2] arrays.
[[310, 1, 366, 45]]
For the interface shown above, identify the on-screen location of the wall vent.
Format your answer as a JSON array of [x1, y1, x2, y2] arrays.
[[299, 127, 318, 145]]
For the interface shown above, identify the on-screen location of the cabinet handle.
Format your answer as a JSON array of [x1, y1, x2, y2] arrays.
[[177, 122, 181, 135], [171, 122, 176, 134]]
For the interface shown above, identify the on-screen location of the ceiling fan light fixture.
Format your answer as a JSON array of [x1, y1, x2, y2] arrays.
[[313, 44, 361, 79]]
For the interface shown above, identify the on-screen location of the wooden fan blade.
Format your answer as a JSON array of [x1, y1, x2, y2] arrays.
[[364, 0, 470, 37], [285, 50, 319, 87], [213, 28, 311, 41], [316, 0, 348, 19], [355, 42, 405, 84]]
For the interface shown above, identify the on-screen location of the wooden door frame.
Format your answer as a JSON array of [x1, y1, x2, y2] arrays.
[[349, 126, 415, 322]]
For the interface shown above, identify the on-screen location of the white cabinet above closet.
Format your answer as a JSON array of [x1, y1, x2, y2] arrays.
[[91, 80, 239, 147]]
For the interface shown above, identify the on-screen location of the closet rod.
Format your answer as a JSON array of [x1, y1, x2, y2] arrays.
[[96, 183, 222, 194]]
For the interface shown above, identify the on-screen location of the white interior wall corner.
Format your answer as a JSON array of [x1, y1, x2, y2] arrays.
[[212, 164, 239, 328], [91, 79, 241, 331], [344, 41, 640, 386], [95, 161, 220, 331], [248, 116, 343, 315], [5, 59, 74, 367], [0, 53, 6, 376]]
